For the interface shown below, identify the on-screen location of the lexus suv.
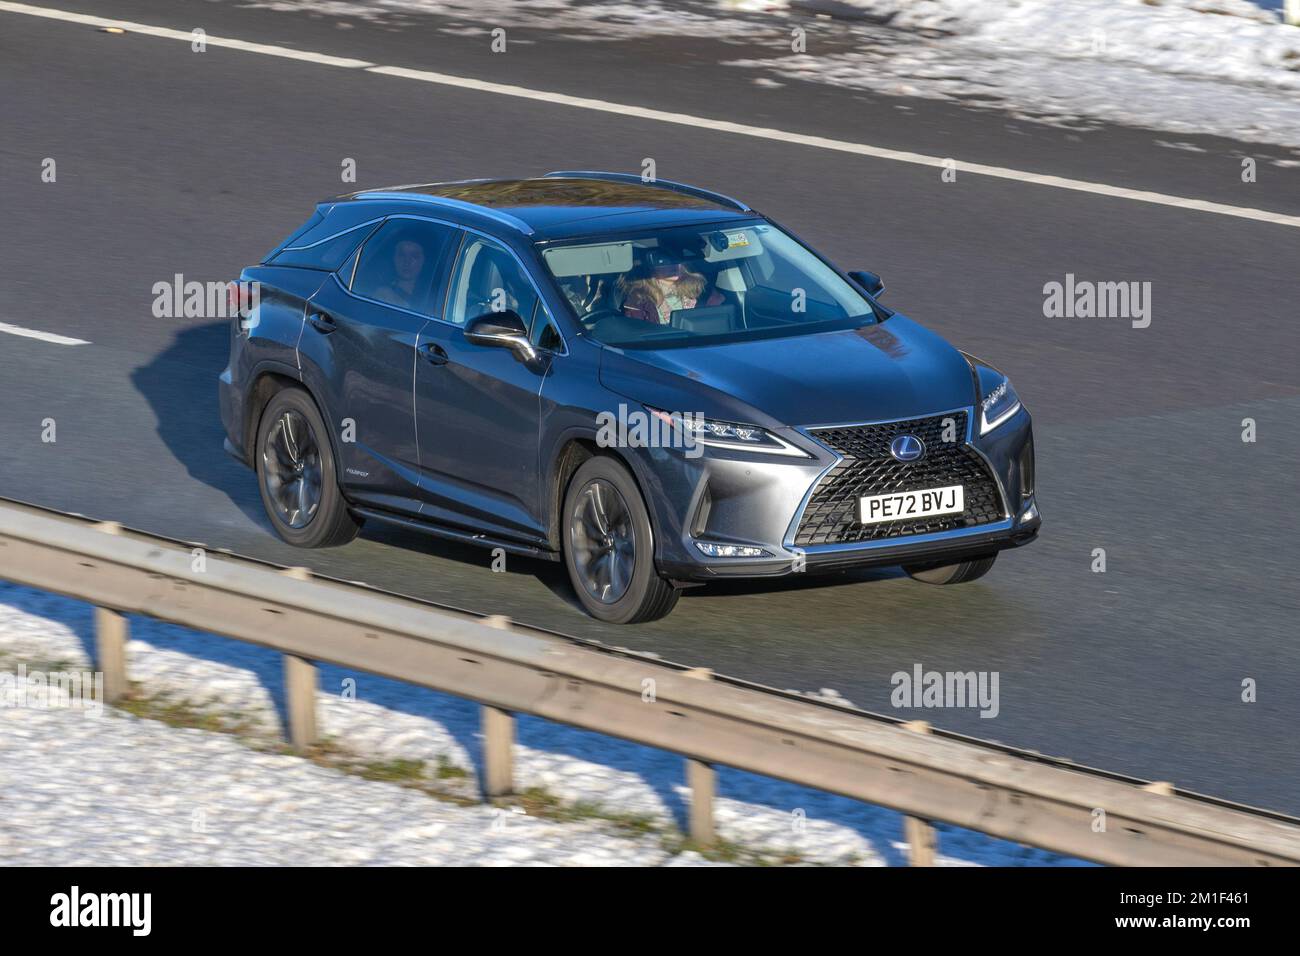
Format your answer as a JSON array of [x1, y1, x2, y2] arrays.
[[219, 172, 1039, 623]]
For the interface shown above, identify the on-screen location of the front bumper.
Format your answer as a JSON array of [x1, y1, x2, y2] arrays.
[[636, 405, 1039, 582]]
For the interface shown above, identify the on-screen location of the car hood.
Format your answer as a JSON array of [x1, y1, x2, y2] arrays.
[[598, 316, 976, 427]]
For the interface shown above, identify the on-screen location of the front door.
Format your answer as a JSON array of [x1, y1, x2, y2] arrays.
[[414, 234, 553, 545]]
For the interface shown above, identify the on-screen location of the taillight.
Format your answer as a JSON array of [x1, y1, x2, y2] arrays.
[[228, 279, 261, 334], [227, 280, 260, 321]]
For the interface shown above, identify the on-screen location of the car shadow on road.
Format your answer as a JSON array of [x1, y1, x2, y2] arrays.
[[354, 520, 594, 624], [130, 320, 270, 529]]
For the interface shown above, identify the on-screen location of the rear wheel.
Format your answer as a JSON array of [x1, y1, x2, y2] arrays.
[[562, 457, 678, 624], [255, 388, 360, 549], [904, 553, 997, 585]]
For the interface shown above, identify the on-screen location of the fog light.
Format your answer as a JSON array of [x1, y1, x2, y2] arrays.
[[1020, 502, 1040, 523], [695, 542, 770, 558]]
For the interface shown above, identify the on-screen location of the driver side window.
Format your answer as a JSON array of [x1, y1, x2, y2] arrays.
[[446, 236, 540, 326]]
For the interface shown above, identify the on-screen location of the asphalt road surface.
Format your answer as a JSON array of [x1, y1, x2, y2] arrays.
[[1, 1, 1297, 813]]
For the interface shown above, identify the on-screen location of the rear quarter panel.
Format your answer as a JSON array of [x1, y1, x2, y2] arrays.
[[221, 266, 329, 457]]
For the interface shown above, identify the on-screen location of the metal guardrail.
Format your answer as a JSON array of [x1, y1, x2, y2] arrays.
[[0, 497, 1297, 866]]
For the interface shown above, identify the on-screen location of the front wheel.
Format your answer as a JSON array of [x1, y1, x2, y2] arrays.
[[562, 457, 679, 624], [904, 553, 997, 585]]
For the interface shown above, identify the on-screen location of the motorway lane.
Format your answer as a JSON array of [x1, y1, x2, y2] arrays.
[[1, 5, 1298, 812]]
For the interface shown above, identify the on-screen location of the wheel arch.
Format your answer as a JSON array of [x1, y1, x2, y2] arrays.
[[546, 431, 663, 555], [245, 366, 347, 490]]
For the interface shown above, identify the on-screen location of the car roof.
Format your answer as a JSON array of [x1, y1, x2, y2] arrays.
[[334, 174, 758, 241]]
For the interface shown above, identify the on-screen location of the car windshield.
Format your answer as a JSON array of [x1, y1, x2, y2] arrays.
[[537, 221, 877, 348]]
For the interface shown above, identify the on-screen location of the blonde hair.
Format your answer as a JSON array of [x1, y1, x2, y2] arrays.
[[618, 268, 706, 308]]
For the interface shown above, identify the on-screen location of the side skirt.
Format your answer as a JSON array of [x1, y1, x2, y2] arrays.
[[351, 506, 561, 562]]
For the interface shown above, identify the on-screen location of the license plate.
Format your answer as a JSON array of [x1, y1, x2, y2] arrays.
[[859, 485, 964, 524]]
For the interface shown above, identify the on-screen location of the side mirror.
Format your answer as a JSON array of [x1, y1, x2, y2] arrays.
[[849, 270, 885, 298], [465, 310, 536, 359]]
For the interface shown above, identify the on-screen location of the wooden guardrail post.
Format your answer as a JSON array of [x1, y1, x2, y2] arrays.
[[92, 521, 128, 703], [480, 615, 516, 797], [281, 567, 318, 749], [94, 606, 129, 704], [684, 667, 717, 846], [902, 720, 938, 866]]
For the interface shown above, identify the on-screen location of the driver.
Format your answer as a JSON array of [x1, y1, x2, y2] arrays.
[[619, 250, 721, 325]]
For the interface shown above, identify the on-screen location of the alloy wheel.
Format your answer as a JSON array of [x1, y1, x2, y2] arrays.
[[568, 478, 637, 604], [261, 409, 323, 529]]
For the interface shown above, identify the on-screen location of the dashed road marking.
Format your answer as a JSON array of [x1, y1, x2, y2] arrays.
[[0, 322, 91, 345]]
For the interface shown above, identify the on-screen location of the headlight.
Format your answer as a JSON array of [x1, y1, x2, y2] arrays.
[[647, 408, 809, 457], [979, 375, 1022, 435], [962, 353, 1023, 435]]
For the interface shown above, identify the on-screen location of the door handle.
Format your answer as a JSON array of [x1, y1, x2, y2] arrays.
[[420, 342, 449, 366], [307, 312, 337, 334]]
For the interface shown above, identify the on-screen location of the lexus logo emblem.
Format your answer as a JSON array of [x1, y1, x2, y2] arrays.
[[889, 434, 926, 462]]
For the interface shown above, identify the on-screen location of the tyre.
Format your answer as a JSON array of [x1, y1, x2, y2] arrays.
[[254, 387, 360, 548], [562, 456, 679, 623], [903, 553, 997, 585]]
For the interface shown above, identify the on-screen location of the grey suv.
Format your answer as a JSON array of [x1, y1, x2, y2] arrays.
[[219, 173, 1039, 622]]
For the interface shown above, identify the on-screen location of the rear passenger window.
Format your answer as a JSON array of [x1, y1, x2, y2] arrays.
[[263, 210, 323, 262], [350, 219, 455, 316], [270, 221, 379, 271]]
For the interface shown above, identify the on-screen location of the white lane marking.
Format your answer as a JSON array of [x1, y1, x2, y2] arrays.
[[0, 322, 91, 345], [3, 1, 1299, 230], [0, 2, 374, 66], [371, 65, 1300, 230]]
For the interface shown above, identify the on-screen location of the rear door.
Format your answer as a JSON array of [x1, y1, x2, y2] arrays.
[[298, 217, 457, 516]]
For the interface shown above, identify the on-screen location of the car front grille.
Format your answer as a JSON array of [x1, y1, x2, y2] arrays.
[[793, 410, 1005, 547]]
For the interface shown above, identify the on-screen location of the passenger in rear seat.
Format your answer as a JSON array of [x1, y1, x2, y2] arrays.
[[373, 237, 428, 310]]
